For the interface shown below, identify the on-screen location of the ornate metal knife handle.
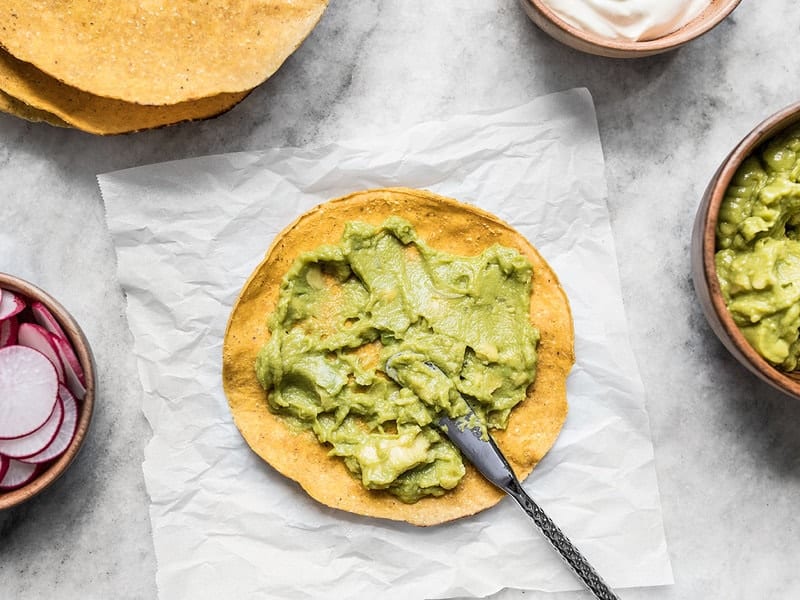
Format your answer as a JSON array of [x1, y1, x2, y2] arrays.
[[435, 410, 620, 600], [383, 355, 619, 600], [505, 479, 619, 600]]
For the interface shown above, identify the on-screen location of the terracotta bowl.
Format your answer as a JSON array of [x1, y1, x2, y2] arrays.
[[519, 0, 742, 58], [0, 273, 95, 509], [691, 102, 800, 399]]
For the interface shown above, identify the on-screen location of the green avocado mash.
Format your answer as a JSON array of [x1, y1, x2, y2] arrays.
[[255, 217, 539, 502], [716, 126, 800, 370]]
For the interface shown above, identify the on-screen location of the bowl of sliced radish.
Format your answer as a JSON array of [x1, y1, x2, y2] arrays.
[[0, 273, 95, 509]]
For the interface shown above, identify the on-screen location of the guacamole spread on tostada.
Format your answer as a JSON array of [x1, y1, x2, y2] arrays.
[[222, 188, 573, 525], [255, 217, 539, 503]]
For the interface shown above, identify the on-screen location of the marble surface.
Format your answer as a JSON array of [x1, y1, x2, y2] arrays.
[[0, 1, 798, 598]]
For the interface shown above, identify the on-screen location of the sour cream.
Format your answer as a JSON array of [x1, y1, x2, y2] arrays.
[[541, 0, 712, 42]]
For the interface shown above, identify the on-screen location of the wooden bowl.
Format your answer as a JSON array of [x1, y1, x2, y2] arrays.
[[691, 102, 800, 399], [0, 273, 95, 509], [519, 0, 741, 58]]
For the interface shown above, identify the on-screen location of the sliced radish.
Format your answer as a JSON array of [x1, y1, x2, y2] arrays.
[[17, 322, 65, 383], [51, 334, 86, 400], [0, 315, 19, 347], [31, 300, 68, 340], [0, 395, 64, 458], [0, 288, 25, 320], [20, 385, 79, 464], [0, 459, 39, 490], [0, 346, 59, 439], [0, 454, 8, 482]]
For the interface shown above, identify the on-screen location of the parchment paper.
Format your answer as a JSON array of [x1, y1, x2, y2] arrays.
[[99, 88, 673, 599]]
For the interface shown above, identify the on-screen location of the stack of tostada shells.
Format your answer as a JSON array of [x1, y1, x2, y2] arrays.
[[0, 0, 328, 134]]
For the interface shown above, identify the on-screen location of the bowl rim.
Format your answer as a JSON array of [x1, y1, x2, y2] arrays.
[[525, 0, 742, 54], [0, 273, 95, 510], [701, 101, 800, 398]]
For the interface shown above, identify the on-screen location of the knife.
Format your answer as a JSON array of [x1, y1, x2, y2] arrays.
[[385, 353, 619, 600]]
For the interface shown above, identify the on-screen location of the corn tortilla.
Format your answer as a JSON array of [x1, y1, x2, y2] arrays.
[[0, 49, 248, 135], [222, 188, 574, 526], [0, 89, 69, 129], [0, 0, 328, 105]]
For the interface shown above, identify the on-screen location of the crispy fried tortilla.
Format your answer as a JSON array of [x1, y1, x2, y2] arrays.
[[0, 48, 248, 134], [222, 188, 574, 526], [0, 0, 328, 105], [0, 89, 69, 129]]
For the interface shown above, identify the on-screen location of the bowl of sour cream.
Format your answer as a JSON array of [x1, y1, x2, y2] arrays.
[[520, 0, 741, 58]]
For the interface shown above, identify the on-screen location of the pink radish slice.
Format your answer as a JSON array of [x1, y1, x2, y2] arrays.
[[0, 346, 58, 439], [0, 316, 19, 347], [0, 459, 39, 490], [59, 356, 85, 401], [17, 323, 65, 384], [0, 396, 64, 458], [0, 454, 8, 482], [0, 288, 25, 320], [21, 385, 79, 464], [50, 334, 86, 399], [31, 301, 68, 341]]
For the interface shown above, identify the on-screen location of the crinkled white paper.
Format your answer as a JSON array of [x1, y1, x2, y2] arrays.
[[99, 88, 673, 599]]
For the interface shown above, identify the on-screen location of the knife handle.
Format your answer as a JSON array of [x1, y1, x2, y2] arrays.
[[505, 480, 620, 600]]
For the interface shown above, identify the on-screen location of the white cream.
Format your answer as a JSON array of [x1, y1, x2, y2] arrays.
[[541, 0, 712, 42]]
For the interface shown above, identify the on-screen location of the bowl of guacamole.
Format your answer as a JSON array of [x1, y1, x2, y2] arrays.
[[692, 101, 800, 399]]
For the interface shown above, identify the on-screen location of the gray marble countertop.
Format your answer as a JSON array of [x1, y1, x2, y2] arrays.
[[1, 1, 798, 598]]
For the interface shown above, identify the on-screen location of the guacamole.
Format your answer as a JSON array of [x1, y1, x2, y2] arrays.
[[716, 126, 800, 370], [255, 217, 539, 502]]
